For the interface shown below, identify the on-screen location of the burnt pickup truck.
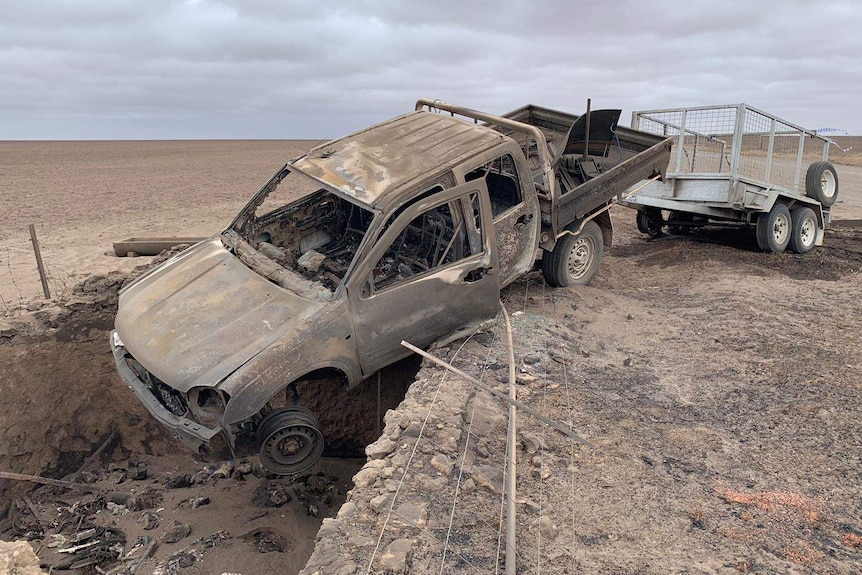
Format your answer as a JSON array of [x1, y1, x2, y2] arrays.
[[111, 98, 671, 474]]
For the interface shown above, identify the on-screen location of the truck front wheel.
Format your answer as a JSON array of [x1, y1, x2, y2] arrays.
[[542, 220, 604, 287], [258, 406, 325, 475]]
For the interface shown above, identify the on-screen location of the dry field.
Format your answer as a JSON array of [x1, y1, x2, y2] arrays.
[[1, 140, 861, 574]]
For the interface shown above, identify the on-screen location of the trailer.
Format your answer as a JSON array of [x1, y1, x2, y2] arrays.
[[622, 104, 839, 253]]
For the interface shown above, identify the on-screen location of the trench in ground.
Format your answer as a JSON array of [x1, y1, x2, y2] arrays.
[[0, 310, 424, 574]]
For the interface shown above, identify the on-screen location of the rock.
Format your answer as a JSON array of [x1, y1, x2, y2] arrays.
[[348, 535, 376, 548], [235, 460, 254, 476], [402, 421, 423, 437], [161, 522, 191, 544], [138, 511, 160, 530], [469, 465, 503, 493], [519, 430, 545, 454], [353, 467, 380, 488], [430, 454, 454, 476], [538, 516, 559, 541], [106, 502, 129, 515], [191, 465, 215, 485], [378, 538, 414, 573], [395, 502, 427, 527], [337, 501, 357, 519], [126, 466, 148, 481], [623, 357, 633, 367], [316, 518, 343, 539], [523, 353, 542, 365], [189, 496, 210, 509], [521, 499, 541, 513], [164, 473, 192, 489], [461, 478, 476, 494], [128, 489, 162, 511], [211, 461, 234, 479], [366, 437, 397, 459], [253, 482, 291, 507], [516, 373, 538, 385], [0, 540, 46, 575], [370, 494, 393, 514]]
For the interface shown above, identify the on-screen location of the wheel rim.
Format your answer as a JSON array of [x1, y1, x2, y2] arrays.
[[263, 425, 321, 466], [820, 171, 836, 198], [772, 213, 789, 245], [567, 235, 595, 280], [259, 406, 324, 474], [799, 215, 816, 247]]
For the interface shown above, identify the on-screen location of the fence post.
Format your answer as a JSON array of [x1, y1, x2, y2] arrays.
[[28, 224, 51, 299]]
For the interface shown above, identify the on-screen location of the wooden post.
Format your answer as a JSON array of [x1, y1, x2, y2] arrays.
[[28, 224, 51, 299]]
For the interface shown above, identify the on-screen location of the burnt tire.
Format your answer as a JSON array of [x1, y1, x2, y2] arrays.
[[542, 220, 603, 287], [805, 161, 839, 208], [755, 203, 791, 253], [258, 406, 325, 475], [636, 210, 662, 238], [789, 206, 818, 254]]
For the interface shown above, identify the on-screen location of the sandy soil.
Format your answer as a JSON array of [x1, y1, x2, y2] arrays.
[[1, 141, 860, 574]]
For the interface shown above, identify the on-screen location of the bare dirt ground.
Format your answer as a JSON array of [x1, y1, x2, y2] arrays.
[[1, 141, 861, 574]]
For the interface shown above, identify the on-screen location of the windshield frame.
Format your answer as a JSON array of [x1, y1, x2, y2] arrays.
[[225, 163, 383, 300]]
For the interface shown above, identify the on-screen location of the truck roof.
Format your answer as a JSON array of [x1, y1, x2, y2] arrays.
[[289, 110, 506, 210]]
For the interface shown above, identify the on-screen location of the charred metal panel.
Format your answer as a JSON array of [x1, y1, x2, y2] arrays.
[[347, 180, 498, 376], [291, 112, 505, 210], [115, 238, 330, 393], [219, 304, 361, 425]]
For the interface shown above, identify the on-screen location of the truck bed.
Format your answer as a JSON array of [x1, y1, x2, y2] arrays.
[[502, 105, 672, 235]]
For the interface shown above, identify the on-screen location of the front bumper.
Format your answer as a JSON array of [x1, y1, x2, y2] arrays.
[[110, 330, 221, 451]]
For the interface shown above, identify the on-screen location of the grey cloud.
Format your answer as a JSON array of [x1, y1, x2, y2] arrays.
[[0, 0, 859, 139]]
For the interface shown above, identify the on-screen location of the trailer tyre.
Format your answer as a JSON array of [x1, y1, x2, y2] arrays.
[[805, 161, 839, 208], [755, 203, 792, 253], [542, 220, 603, 287], [636, 210, 662, 238], [788, 206, 818, 254]]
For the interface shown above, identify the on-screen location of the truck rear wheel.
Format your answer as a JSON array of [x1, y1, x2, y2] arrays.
[[789, 206, 818, 254], [542, 220, 603, 287], [755, 203, 791, 253], [805, 161, 838, 208]]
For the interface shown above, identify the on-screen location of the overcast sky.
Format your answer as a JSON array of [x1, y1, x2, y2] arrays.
[[1, 0, 860, 139]]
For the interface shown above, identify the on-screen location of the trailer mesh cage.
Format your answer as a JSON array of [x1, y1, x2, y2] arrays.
[[632, 104, 830, 195]]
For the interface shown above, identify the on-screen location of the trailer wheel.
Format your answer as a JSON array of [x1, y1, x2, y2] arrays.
[[805, 161, 839, 208], [788, 206, 818, 254], [258, 406, 325, 475], [636, 210, 662, 238], [755, 203, 791, 253], [542, 220, 603, 287]]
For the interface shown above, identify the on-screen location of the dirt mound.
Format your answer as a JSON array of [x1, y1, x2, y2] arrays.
[[610, 221, 862, 282]]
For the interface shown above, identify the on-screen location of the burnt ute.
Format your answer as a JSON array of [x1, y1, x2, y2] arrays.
[[112, 98, 671, 474]]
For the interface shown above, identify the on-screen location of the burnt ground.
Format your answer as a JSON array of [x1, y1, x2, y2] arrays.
[[0, 139, 859, 574], [299, 208, 862, 575]]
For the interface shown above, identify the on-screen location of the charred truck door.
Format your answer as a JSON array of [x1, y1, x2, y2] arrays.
[[458, 147, 539, 287], [347, 181, 499, 375]]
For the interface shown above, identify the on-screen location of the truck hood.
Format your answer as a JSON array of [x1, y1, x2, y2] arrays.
[[115, 238, 329, 393]]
